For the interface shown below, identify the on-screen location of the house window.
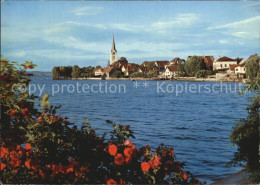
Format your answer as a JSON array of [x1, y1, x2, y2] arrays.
[[220, 64, 222, 67], [225, 64, 227, 67], [244, 68, 245, 71], [236, 69, 238, 71]]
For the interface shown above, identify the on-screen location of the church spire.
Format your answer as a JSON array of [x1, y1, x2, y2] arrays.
[[111, 34, 117, 52], [110, 34, 118, 65]]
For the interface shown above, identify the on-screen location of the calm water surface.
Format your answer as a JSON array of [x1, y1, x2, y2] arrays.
[[31, 77, 252, 184]]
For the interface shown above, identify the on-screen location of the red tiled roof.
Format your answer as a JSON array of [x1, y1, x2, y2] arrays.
[[166, 65, 178, 72], [217, 56, 236, 62], [103, 66, 115, 73], [229, 64, 239, 71], [155, 61, 169, 68], [170, 57, 180, 63]]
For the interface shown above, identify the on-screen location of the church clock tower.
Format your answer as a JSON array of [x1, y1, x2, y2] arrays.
[[110, 34, 117, 65]]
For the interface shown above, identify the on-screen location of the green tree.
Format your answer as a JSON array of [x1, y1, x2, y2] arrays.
[[52, 67, 61, 80], [177, 63, 186, 77], [147, 62, 156, 71], [81, 66, 94, 78], [72, 65, 81, 78], [196, 70, 208, 78], [246, 56, 260, 79], [229, 71, 260, 182], [184, 56, 206, 77]]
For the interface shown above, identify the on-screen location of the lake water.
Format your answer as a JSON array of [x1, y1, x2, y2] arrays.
[[30, 77, 252, 184]]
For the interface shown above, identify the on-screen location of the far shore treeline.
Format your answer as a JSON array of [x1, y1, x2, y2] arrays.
[[51, 54, 259, 81]]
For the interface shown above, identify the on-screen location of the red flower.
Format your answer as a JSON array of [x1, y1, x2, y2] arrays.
[[114, 153, 124, 166], [183, 173, 188, 180], [141, 162, 150, 172], [39, 169, 46, 179], [125, 125, 130, 130], [108, 144, 117, 156], [107, 178, 117, 185], [25, 159, 32, 169], [120, 178, 126, 184], [25, 143, 32, 151], [170, 148, 174, 155], [1, 147, 8, 158], [123, 139, 132, 147], [1, 163, 6, 171], [66, 167, 74, 173], [25, 66, 33, 69], [125, 156, 132, 164], [10, 110, 16, 117], [22, 108, 29, 116], [123, 147, 132, 158], [149, 156, 161, 169], [37, 117, 43, 123]]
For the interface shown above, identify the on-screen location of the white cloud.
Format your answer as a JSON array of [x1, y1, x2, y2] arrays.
[[70, 6, 104, 16], [152, 13, 200, 31], [208, 15, 260, 39], [109, 23, 145, 33]]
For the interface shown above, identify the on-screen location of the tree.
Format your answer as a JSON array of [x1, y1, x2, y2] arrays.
[[196, 70, 208, 78], [229, 69, 260, 182], [184, 56, 206, 77], [246, 56, 260, 79], [71, 65, 81, 78], [147, 62, 156, 71], [81, 66, 94, 78], [177, 63, 186, 77], [52, 67, 61, 80]]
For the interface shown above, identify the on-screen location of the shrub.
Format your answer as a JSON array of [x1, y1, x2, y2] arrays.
[[147, 72, 158, 78], [130, 72, 144, 77], [0, 58, 202, 184]]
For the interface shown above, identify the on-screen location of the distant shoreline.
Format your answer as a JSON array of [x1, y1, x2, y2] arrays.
[[50, 76, 243, 83]]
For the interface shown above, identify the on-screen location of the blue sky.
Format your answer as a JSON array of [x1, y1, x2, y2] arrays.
[[1, 1, 260, 71]]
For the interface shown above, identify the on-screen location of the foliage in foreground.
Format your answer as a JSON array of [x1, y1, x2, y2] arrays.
[[229, 56, 260, 183], [0, 58, 202, 184]]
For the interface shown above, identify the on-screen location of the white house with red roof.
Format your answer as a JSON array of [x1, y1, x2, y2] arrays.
[[164, 65, 178, 78], [213, 56, 238, 70]]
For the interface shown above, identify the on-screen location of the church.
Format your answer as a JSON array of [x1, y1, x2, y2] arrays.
[[110, 35, 117, 65]]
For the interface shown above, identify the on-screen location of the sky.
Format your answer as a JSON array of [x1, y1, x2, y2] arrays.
[[1, 1, 260, 71]]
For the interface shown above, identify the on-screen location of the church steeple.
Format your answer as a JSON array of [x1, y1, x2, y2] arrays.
[[111, 34, 117, 52], [110, 34, 118, 65]]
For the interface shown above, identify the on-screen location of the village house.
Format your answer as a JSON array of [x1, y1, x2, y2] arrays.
[[94, 68, 104, 76], [168, 57, 185, 65], [213, 56, 237, 70], [122, 63, 138, 76], [234, 63, 246, 78], [164, 65, 178, 79], [155, 61, 169, 74]]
